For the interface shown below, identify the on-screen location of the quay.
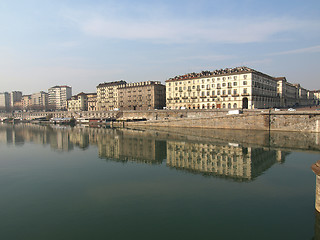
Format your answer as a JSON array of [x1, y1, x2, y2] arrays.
[[1, 108, 320, 133]]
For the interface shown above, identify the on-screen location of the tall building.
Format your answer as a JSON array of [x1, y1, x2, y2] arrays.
[[9, 91, 22, 108], [0, 92, 10, 112], [166, 67, 279, 110], [118, 81, 166, 110], [96, 80, 126, 111], [31, 91, 48, 110], [48, 85, 72, 110]]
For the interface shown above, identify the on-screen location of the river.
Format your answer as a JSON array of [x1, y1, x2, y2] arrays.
[[0, 123, 319, 240]]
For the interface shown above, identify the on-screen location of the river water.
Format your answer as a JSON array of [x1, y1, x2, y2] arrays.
[[0, 123, 320, 240]]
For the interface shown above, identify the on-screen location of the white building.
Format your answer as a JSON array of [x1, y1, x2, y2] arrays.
[[48, 86, 72, 110], [166, 67, 279, 110]]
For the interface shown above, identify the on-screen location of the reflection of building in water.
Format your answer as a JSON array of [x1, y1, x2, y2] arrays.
[[50, 130, 73, 152], [97, 129, 166, 164], [167, 140, 287, 181]]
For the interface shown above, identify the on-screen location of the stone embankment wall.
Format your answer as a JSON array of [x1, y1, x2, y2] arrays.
[[125, 111, 320, 133], [1, 109, 320, 133]]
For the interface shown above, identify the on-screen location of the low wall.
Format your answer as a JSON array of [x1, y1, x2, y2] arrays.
[[125, 112, 320, 133]]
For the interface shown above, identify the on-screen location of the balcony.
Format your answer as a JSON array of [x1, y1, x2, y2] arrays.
[[242, 93, 250, 96], [221, 95, 228, 97], [182, 97, 189, 99], [174, 97, 180, 100], [210, 95, 217, 98], [167, 97, 173, 100], [200, 96, 207, 98], [232, 94, 239, 97], [191, 97, 197, 99]]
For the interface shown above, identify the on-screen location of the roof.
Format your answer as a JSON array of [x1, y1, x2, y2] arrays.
[[96, 80, 127, 88], [165, 66, 277, 83]]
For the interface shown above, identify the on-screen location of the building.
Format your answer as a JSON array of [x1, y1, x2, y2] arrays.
[[118, 81, 166, 110], [31, 91, 48, 111], [0, 92, 10, 112], [67, 92, 88, 112], [87, 93, 97, 111], [48, 85, 72, 110], [166, 67, 279, 110], [9, 91, 22, 108], [96, 80, 126, 111], [21, 95, 32, 110], [312, 90, 320, 105], [276, 77, 298, 107]]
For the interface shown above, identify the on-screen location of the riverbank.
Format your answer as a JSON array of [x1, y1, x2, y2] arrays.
[[1, 109, 320, 132]]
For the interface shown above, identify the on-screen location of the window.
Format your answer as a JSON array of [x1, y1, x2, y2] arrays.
[[222, 83, 226, 87], [243, 88, 247, 94], [243, 81, 247, 85], [228, 90, 231, 95], [233, 89, 237, 94], [222, 90, 226, 95], [212, 91, 215, 95]]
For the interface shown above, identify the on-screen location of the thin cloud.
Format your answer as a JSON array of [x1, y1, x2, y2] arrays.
[[268, 45, 320, 56], [62, 6, 314, 44]]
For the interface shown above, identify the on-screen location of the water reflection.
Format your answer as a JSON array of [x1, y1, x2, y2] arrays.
[[167, 140, 287, 181], [0, 123, 298, 181]]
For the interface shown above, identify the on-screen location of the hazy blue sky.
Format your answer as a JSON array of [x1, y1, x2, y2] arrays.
[[1, 0, 319, 94]]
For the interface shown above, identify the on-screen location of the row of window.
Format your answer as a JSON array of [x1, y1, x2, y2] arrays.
[[168, 75, 248, 86]]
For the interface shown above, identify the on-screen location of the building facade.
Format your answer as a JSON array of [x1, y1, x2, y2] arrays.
[[96, 81, 126, 111], [48, 85, 72, 110], [21, 95, 32, 110], [31, 91, 48, 110], [67, 93, 88, 112], [9, 91, 22, 108], [118, 81, 166, 110], [166, 67, 279, 110], [0, 92, 10, 112], [87, 93, 97, 111]]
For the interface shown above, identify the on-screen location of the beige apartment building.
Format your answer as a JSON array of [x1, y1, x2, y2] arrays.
[[31, 91, 48, 110], [97, 80, 165, 111], [118, 81, 166, 110], [166, 67, 279, 110], [21, 95, 32, 110], [312, 90, 320, 105], [96, 81, 126, 111], [67, 92, 88, 111], [276, 77, 298, 107], [87, 93, 97, 111]]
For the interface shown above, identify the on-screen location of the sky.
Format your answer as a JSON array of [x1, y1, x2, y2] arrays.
[[0, 0, 320, 95]]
